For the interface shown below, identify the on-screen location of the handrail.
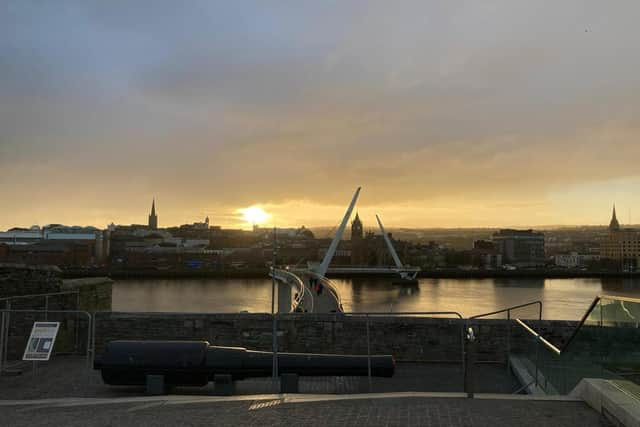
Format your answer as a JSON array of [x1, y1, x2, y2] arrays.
[[470, 300, 542, 321], [345, 311, 464, 319], [515, 318, 561, 355], [560, 295, 602, 353], [0, 290, 80, 305], [562, 293, 640, 352], [289, 269, 313, 313], [291, 275, 306, 311], [513, 293, 640, 357], [598, 294, 640, 304], [270, 268, 314, 313]]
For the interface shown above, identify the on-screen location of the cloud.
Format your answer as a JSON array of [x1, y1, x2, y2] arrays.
[[1, 1, 640, 229]]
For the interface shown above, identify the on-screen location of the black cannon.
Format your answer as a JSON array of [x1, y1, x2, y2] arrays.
[[94, 341, 395, 386]]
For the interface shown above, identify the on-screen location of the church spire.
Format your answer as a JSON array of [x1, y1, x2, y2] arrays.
[[148, 198, 158, 230], [609, 204, 620, 231]]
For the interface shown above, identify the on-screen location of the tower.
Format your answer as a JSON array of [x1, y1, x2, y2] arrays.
[[148, 199, 158, 230], [609, 204, 620, 231], [351, 212, 363, 240], [350, 212, 364, 265]]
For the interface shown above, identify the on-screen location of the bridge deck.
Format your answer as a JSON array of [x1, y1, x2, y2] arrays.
[[299, 274, 340, 313]]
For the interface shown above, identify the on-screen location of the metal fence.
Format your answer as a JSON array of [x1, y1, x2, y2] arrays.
[[266, 311, 467, 394], [1, 301, 553, 397], [1, 290, 81, 315], [0, 309, 93, 376]]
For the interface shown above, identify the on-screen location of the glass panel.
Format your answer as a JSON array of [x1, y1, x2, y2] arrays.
[[510, 296, 640, 395], [598, 297, 640, 384]]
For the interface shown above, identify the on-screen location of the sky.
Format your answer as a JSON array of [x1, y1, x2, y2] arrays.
[[1, 1, 640, 230]]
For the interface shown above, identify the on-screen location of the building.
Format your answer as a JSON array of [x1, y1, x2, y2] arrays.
[[345, 214, 395, 267], [148, 199, 158, 230], [600, 205, 640, 270], [492, 229, 545, 268], [255, 226, 315, 240], [0, 240, 96, 267], [471, 239, 502, 269], [554, 252, 600, 268], [0, 224, 105, 266], [0, 226, 43, 245], [350, 213, 365, 265]]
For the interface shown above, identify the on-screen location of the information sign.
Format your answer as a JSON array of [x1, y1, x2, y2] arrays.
[[22, 322, 60, 361]]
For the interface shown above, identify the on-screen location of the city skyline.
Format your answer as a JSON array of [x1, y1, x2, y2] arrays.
[[1, 196, 637, 232], [2, 2, 640, 229]]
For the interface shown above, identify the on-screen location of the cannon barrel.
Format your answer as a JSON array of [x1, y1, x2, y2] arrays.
[[94, 340, 395, 386]]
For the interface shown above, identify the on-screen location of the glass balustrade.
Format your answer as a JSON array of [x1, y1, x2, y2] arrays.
[[510, 295, 640, 395]]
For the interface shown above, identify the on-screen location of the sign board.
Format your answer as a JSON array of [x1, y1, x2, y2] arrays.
[[23, 322, 60, 361]]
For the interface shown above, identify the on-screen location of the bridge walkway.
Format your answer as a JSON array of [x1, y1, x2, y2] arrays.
[[298, 273, 341, 313]]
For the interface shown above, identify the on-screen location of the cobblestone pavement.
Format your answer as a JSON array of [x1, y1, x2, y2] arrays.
[[0, 396, 608, 427], [0, 356, 518, 399]]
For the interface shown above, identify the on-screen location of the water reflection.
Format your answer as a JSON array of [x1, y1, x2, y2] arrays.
[[601, 278, 640, 294], [112, 278, 273, 314], [493, 278, 544, 288], [112, 277, 640, 320]]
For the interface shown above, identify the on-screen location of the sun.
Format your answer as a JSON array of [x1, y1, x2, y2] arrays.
[[239, 206, 271, 226]]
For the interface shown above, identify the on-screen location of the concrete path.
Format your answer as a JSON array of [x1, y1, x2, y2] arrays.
[[0, 394, 609, 427]]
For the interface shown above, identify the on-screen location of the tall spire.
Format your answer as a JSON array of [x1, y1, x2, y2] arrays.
[[148, 198, 158, 230], [609, 204, 620, 231]]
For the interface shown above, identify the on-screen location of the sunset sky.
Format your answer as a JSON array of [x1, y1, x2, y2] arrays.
[[2, 1, 640, 230]]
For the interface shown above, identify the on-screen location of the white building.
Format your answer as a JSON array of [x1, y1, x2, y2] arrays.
[[0, 226, 43, 244], [554, 252, 600, 268]]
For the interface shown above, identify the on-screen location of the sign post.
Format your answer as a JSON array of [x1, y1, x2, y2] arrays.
[[23, 322, 60, 362]]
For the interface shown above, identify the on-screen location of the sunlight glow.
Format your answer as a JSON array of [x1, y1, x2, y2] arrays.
[[239, 205, 271, 226]]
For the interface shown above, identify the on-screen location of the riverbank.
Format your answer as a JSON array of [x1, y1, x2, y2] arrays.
[[62, 267, 640, 280]]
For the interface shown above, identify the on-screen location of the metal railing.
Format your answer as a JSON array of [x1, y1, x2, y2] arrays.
[[516, 318, 561, 356], [514, 294, 640, 357], [470, 300, 542, 321], [0, 309, 93, 376], [562, 294, 640, 352], [469, 300, 543, 378], [271, 268, 314, 313], [345, 311, 465, 391], [1, 297, 597, 397], [274, 310, 466, 392], [1, 290, 81, 319], [511, 294, 640, 393]]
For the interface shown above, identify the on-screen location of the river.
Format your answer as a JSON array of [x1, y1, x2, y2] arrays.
[[111, 277, 640, 320]]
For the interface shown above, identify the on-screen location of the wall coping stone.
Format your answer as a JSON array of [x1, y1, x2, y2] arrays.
[[0, 263, 62, 273]]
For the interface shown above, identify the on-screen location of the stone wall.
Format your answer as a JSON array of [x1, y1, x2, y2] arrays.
[[0, 264, 112, 359], [62, 278, 112, 311], [0, 263, 112, 311], [0, 263, 63, 300], [93, 312, 579, 363]]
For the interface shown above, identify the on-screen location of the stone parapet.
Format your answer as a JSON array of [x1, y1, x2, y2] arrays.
[[93, 312, 579, 363]]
